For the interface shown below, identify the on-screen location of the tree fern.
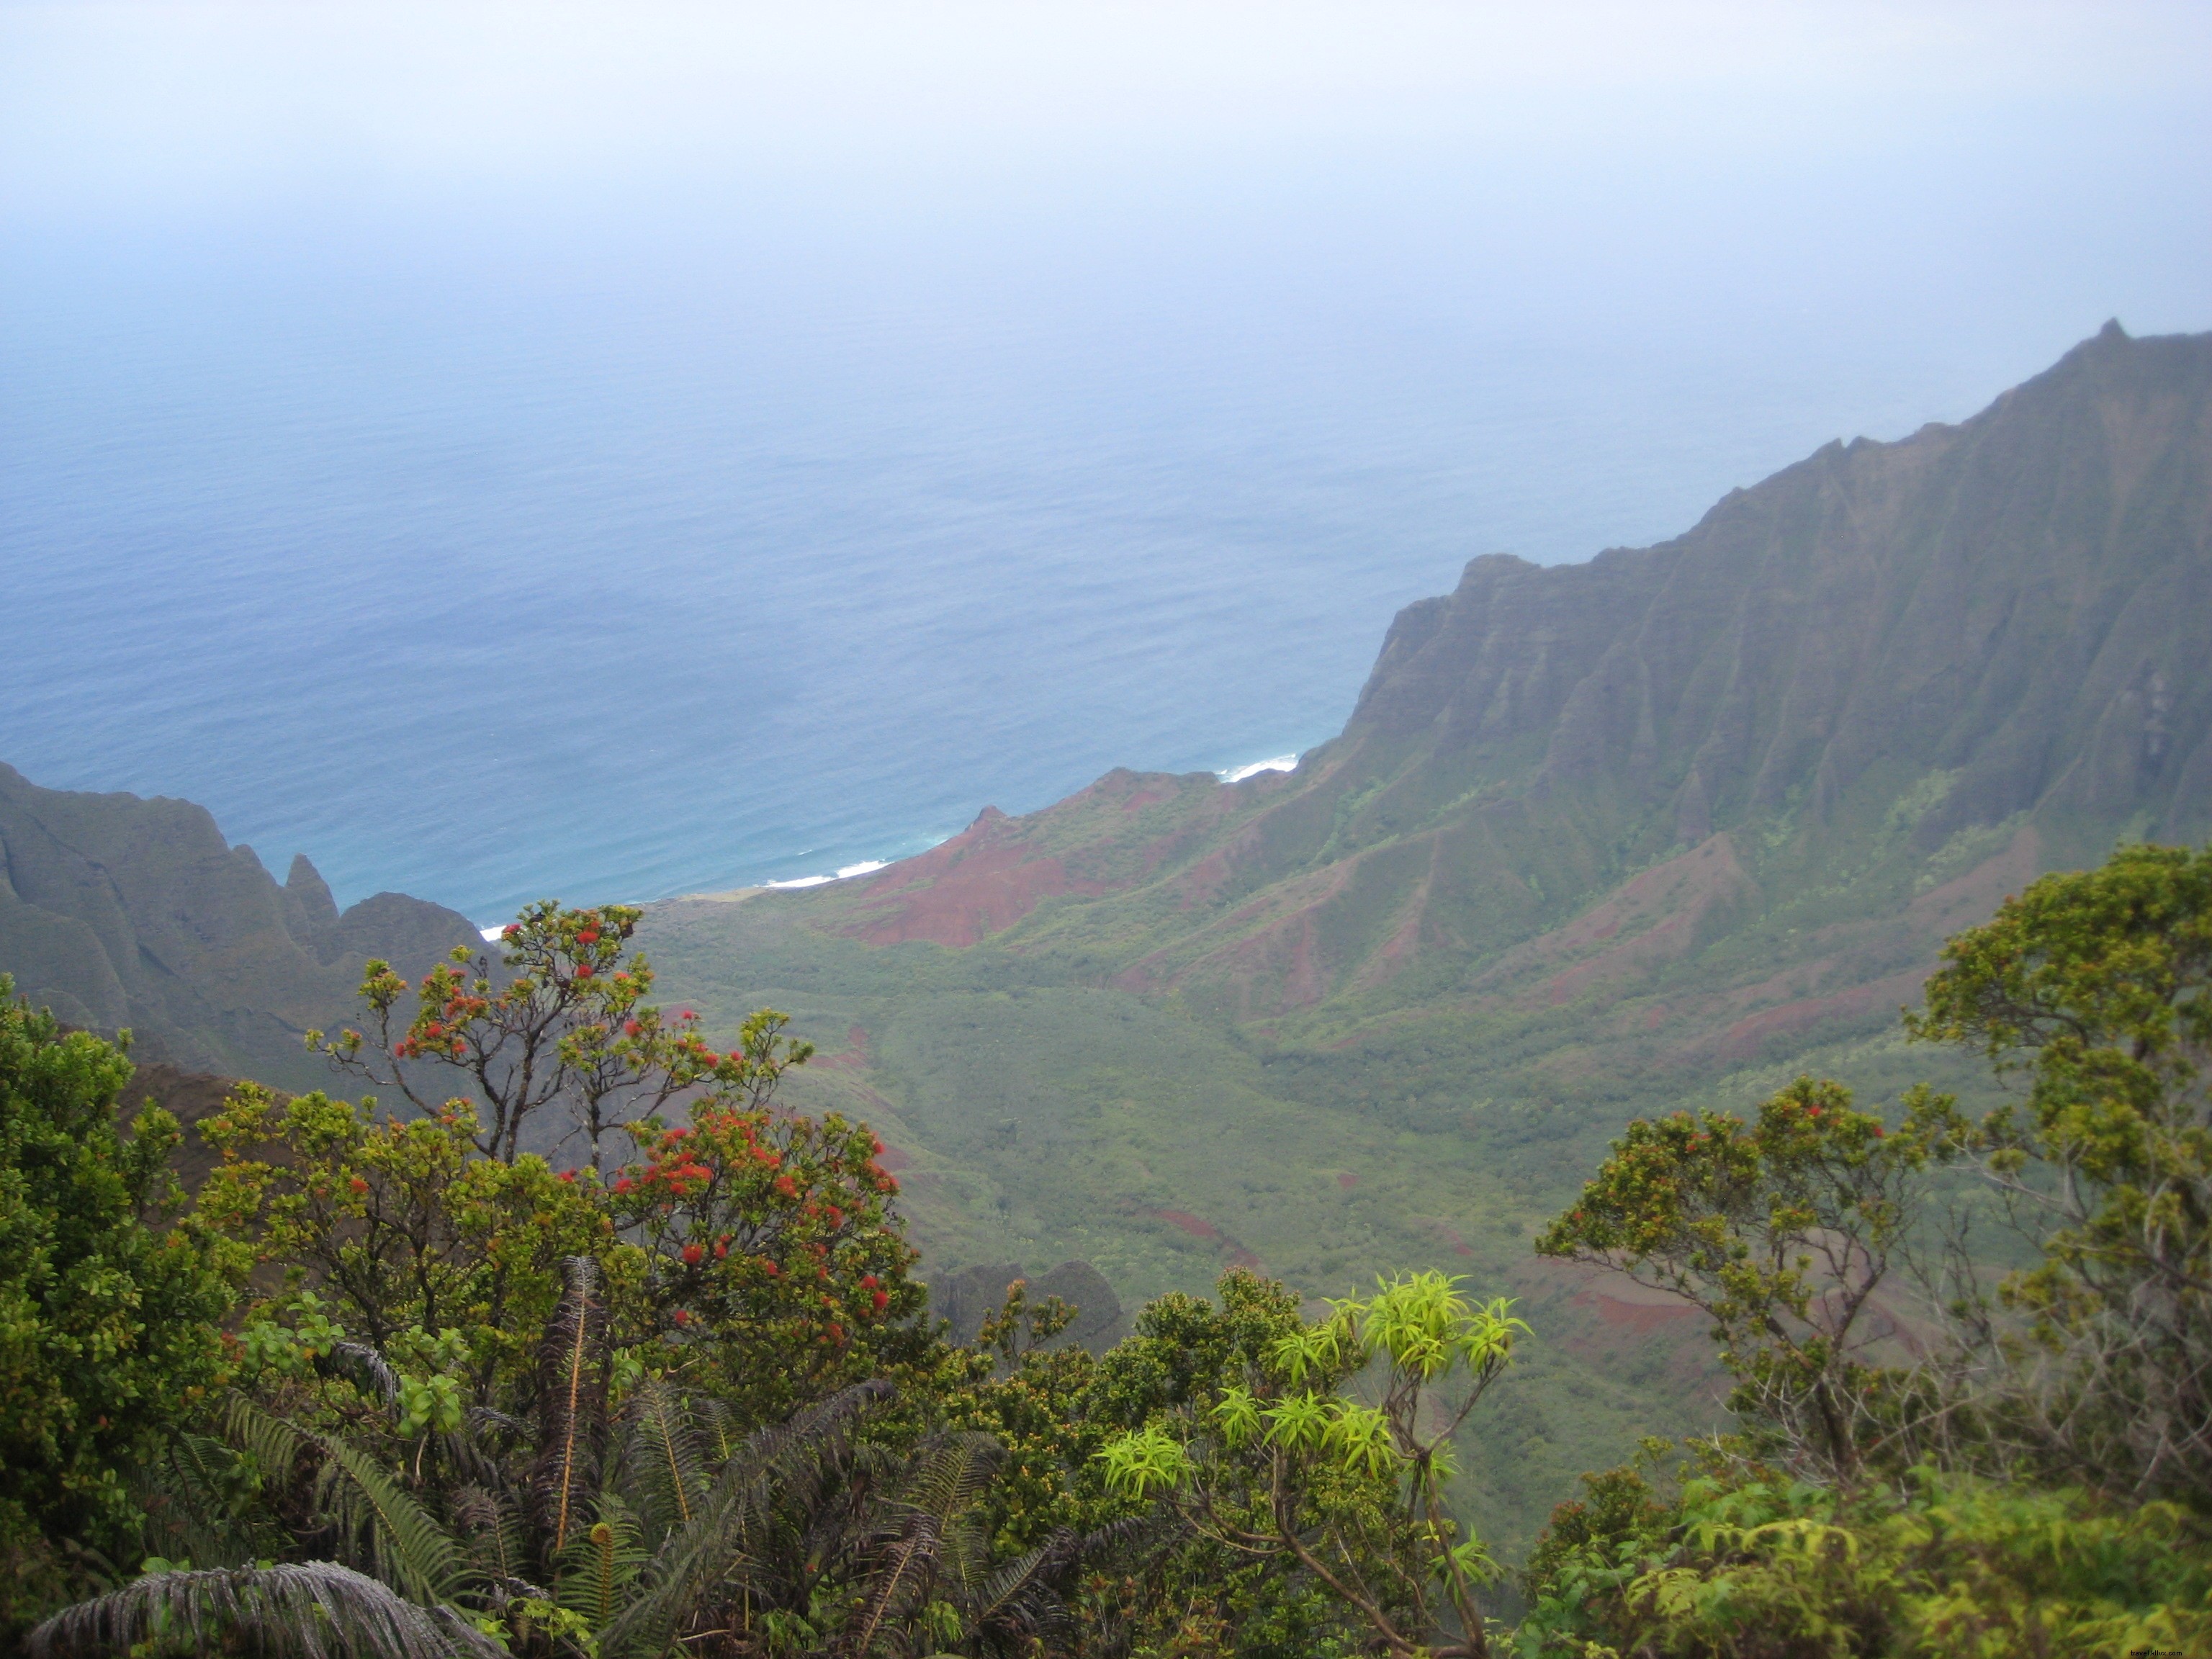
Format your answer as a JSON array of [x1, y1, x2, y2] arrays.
[[323, 1341, 403, 1409], [24, 1561, 500, 1659], [599, 1379, 891, 1658], [555, 1493, 647, 1634], [452, 1484, 538, 1599], [618, 1374, 706, 1547], [134, 1429, 283, 1570], [531, 1256, 608, 1562], [313, 1430, 467, 1606]]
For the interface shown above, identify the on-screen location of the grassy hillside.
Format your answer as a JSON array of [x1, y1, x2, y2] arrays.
[[635, 324, 2212, 1554]]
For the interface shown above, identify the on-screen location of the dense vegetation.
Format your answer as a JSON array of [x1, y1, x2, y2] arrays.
[[5, 840, 2211, 1654]]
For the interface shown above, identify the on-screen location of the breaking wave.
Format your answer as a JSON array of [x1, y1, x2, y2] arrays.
[[1218, 753, 1299, 783]]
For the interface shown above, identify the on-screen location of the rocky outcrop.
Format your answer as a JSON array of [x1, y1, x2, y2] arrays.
[[0, 764, 480, 1088]]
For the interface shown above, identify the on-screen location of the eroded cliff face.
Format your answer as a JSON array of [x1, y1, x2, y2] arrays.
[[783, 324, 2211, 1039], [0, 763, 480, 1087], [1332, 320, 2210, 860]]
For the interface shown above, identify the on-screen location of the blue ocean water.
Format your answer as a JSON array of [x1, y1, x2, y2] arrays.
[[4, 41, 2210, 923]]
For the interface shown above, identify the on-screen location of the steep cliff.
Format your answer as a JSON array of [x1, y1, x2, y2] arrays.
[[0, 764, 480, 1088]]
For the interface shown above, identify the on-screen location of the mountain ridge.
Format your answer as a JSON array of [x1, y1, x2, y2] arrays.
[[0, 762, 481, 1087], [780, 320, 2208, 1034]]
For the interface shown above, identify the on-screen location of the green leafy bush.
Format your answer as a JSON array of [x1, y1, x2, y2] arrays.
[[0, 984, 240, 1635]]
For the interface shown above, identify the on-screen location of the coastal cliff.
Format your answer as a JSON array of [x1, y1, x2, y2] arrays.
[[0, 763, 480, 1087]]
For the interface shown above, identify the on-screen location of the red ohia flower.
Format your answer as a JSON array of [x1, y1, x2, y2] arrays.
[[860, 1274, 878, 1290], [501, 924, 519, 938], [574, 963, 594, 979], [714, 1239, 729, 1259], [577, 928, 601, 945], [775, 1174, 797, 1197], [673, 1308, 691, 1326], [349, 1177, 369, 1195], [614, 1177, 634, 1194], [871, 1290, 889, 1313], [624, 1020, 642, 1038], [682, 1243, 703, 1266]]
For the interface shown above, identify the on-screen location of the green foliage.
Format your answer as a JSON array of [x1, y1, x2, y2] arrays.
[[0, 984, 240, 1635], [1091, 1269, 1526, 1658], [1536, 1077, 1930, 1479], [199, 1084, 609, 1397], [1521, 840, 2212, 1654], [1906, 841, 2212, 1503], [202, 1021, 927, 1433], [1517, 1467, 2212, 1658]]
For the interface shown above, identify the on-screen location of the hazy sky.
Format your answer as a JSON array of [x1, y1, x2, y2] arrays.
[[6, 3, 2211, 216]]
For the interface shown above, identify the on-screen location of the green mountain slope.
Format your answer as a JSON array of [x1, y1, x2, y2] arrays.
[[0, 763, 481, 1088], [634, 323, 2212, 1550]]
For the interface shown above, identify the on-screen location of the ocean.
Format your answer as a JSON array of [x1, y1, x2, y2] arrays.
[[4, 14, 2209, 925]]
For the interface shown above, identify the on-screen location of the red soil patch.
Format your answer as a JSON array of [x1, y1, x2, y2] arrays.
[[1146, 1208, 1262, 1272], [1709, 967, 1929, 1064], [1908, 825, 2041, 935], [1336, 1172, 1359, 1190], [1151, 1209, 1221, 1242], [1573, 1287, 1702, 1339], [1506, 1259, 1725, 1397], [1128, 857, 1361, 1014], [837, 809, 1110, 946]]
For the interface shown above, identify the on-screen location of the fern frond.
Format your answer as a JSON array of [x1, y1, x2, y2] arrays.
[[962, 1537, 1068, 1644], [845, 1511, 941, 1655], [133, 1430, 275, 1568], [554, 1493, 647, 1635], [618, 1375, 706, 1546], [453, 1483, 532, 1590], [222, 1390, 308, 1484], [313, 1429, 466, 1605], [531, 1255, 609, 1560], [24, 1561, 501, 1659], [904, 1432, 1002, 1529], [598, 1378, 891, 1659]]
